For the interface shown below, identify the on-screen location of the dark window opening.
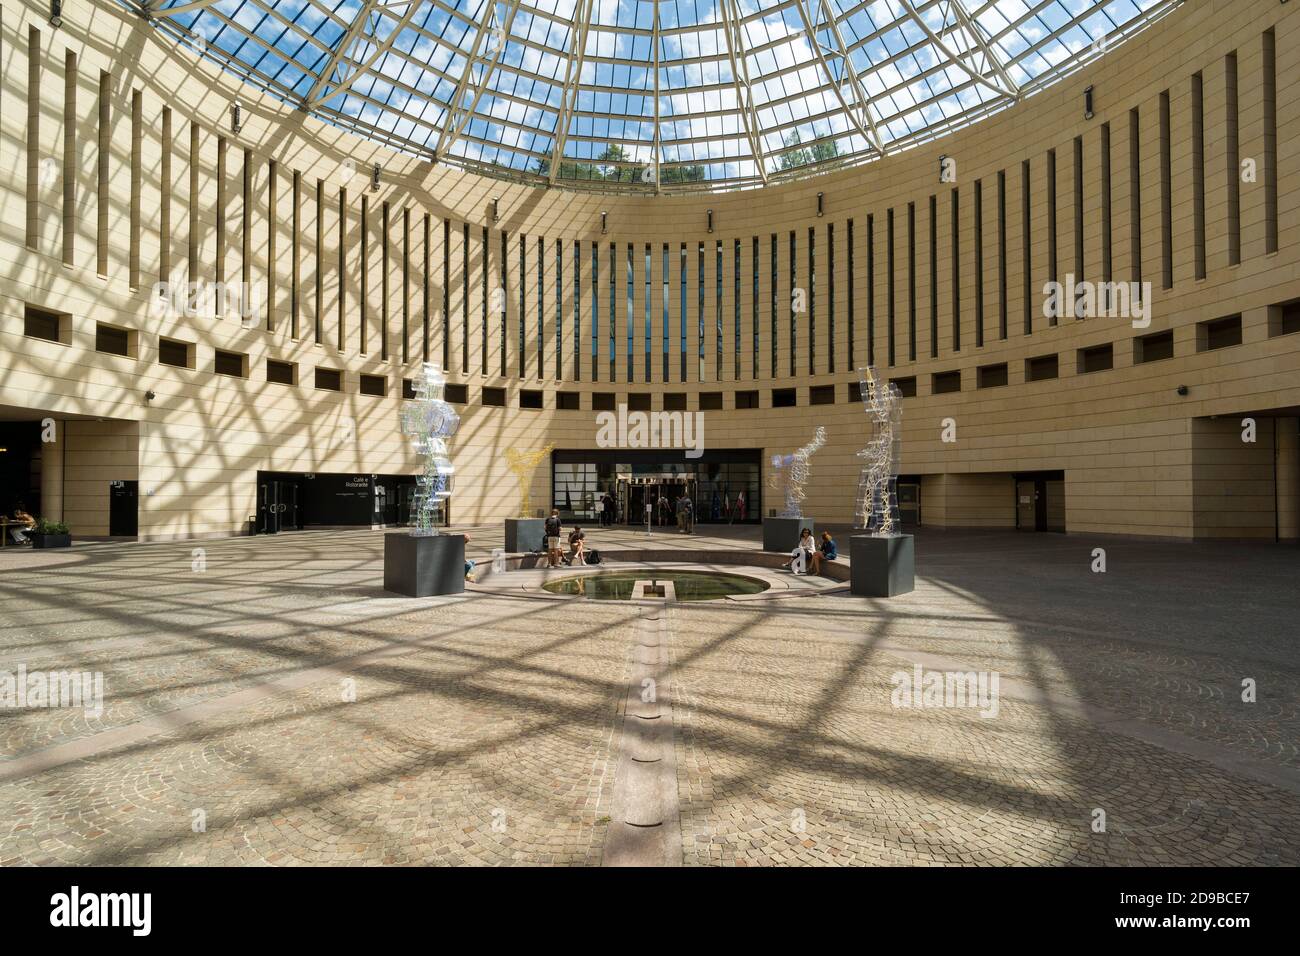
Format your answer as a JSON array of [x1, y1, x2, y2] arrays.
[[1135, 330, 1174, 364], [700, 392, 723, 411], [23, 305, 65, 342], [267, 360, 296, 385], [557, 392, 581, 411], [592, 392, 617, 411], [359, 374, 386, 397], [891, 376, 918, 398], [1026, 354, 1059, 382], [313, 367, 342, 391], [809, 385, 836, 405], [482, 387, 506, 407], [445, 383, 468, 404], [1078, 344, 1114, 374], [158, 338, 191, 369], [1198, 314, 1242, 351], [772, 388, 797, 408], [736, 390, 759, 409], [95, 323, 131, 357], [977, 363, 1008, 389], [932, 371, 961, 394], [520, 389, 544, 409], [628, 393, 652, 412], [663, 393, 687, 411], [216, 350, 247, 378]]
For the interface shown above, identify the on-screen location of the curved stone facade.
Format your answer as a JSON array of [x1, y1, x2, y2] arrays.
[[1, 0, 1297, 539]]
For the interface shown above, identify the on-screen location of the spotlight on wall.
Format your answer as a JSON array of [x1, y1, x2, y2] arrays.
[[230, 101, 243, 134], [601, 211, 608, 234], [816, 192, 824, 217], [492, 198, 500, 222], [144, 389, 156, 403], [49, 0, 62, 28], [370, 163, 382, 193], [1083, 85, 1095, 120], [706, 209, 714, 234], [1176, 384, 1189, 396]]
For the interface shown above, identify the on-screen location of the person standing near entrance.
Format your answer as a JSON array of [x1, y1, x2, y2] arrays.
[[675, 494, 686, 533], [545, 509, 563, 567], [683, 496, 694, 535], [657, 494, 670, 527]]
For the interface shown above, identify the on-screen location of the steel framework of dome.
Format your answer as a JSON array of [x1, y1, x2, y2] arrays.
[[126, 0, 1181, 193]]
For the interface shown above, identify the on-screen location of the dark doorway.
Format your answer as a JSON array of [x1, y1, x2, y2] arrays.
[[0, 421, 43, 518], [1015, 471, 1066, 532], [109, 480, 138, 536], [257, 476, 304, 534]]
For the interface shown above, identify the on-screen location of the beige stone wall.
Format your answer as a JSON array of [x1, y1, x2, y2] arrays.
[[1, 0, 1299, 540]]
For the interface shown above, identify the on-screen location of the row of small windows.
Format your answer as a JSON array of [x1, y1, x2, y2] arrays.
[[20, 302, 1298, 407]]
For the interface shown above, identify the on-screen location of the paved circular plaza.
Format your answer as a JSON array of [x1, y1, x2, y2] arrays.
[[0, 526, 1296, 866]]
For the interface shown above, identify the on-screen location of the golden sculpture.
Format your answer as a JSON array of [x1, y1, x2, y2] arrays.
[[505, 444, 554, 518]]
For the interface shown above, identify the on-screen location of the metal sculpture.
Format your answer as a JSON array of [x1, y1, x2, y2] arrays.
[[505, 444, 554, 518], [770, 426, 827, 518], [855, 366, 902, 535], [399, 363, 460, 536]]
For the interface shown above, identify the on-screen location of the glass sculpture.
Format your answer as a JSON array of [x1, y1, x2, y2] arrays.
[[769, 426, 827, 518], [505, 444, 554, 519], [399, 363, 460, 536], [855, 366, 903, 535]]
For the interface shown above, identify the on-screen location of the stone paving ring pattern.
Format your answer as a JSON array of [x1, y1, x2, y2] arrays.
[[769, 426, 827, 518], [399, 363, 460, 536], [855, 365, 902, 535]]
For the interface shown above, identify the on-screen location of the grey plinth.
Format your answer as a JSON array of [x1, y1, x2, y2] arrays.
[[763, 516, 814, 553], [850, 534, 915, 597], [504, 517, 546, 553], [384, 532, 465, 597]]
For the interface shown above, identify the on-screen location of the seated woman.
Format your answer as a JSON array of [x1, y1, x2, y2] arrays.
[[567, 527, 587, 566], [810, 531, 837, 575], [8, 504, 36, 545], [791, 528, 815, 574]]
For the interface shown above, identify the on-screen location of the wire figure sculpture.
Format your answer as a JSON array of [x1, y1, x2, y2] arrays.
[[399, 363, 460, 536], [505, 444, 554, 518], [770, 426, 827, 518], [855, 366, 903, 535]]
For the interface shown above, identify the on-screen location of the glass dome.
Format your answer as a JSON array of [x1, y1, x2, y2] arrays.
[[130, 0, 1179, 192]]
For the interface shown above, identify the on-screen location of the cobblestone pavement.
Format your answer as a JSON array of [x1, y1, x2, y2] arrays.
[[0, 527, 1296, 865]]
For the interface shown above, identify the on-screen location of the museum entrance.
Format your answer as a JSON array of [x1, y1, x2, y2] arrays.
[[552, 449, 762, 525], [1015, 471, 1066, 532], [257, 476, 303, 534]]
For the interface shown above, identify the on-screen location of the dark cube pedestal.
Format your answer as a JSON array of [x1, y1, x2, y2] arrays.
[[504, 517, 546, 554], [763, 516, 814, 553], [384, 532, 465, 597], [850, 534, 915, 597]]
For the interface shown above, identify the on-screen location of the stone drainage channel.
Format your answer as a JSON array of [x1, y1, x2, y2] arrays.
[[603, 596, 682, 866]]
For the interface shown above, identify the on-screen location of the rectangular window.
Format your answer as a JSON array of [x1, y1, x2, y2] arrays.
[[520, 235, 528, 377], [538, 236, 546, 378], [1100, 124, 1112, 284], [664, 244, 671, 381], [772, 387, 797, 408], [736, 390, 759, 409], [868, 214, 877, 364], [360, 374, 386, 397], [810, 384, 835, 405], [1191, 73, 1206, 281], [887, 209, 896, 366], [593, 392, 616, 411], [159, 338, 193, 369], [1134, 330, 1174, 364], [752, 236, 759, 378], [700, 392, 723, 411], [789, 231, 797, 376], [443, 219, 451, 369], [1129, 110, 1142, 294], [576, 240, 582, 380], [558, 392, 581, 410], [520, 389, 543, 409], [95, 324, 131, 357], [313, 367, 342, 390], [1022, 161, 1032, 335], [628, 393, 651, 412], [891, 376, 917, 398], [932, 370, 961, 394], [1197, 315, 1243, 351], [462, 223, 470, 371], [609, 243, 617, 381], [267, 360, 296, 385], [627, 244, 635, 379], [482, 386, 506, 407], [1268, 301, 1300, 337], [1263, 29, 1278, 254], [847, 221, 856, 368], [1073, 136, 1084, 300], [698, 242, 706, 380], [977, 362, 1008, 389], [557, 238, 564, 381], [593, 243, 600, 381], [217, 350, 248, 378], [680, 244, 688, 381], [1159, 90, 1173, 289], [645, 243, 652, 383], [1077, 344, 1114, 374], [402, 379, 417, 399], [734, 238, 742, 380], [24, 306, 66, 343], [827, 223, 835, 373], [663, 393, 687, 411], [716, 241, 723, 380], [808, 227, 816, 374], [1225, 52, 1241, 266], [1047, 150, 1057, 324], [770, 234, 778, 376], [974, 181, 983, 347], [997, 171, 1007, 340], [445, 383, 468, 404], [949, 193, 959, 348], [1026, 354, 1059, 382]]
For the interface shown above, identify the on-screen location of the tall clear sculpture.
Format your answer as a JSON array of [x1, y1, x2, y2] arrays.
[[399, 363, 460, 536], [505, 444, 554, 518], [770, 426, 827, 518], [855, 366, 902, 535]]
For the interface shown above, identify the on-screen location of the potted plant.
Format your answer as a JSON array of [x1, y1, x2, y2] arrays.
[[30, 518, 71, 549]]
